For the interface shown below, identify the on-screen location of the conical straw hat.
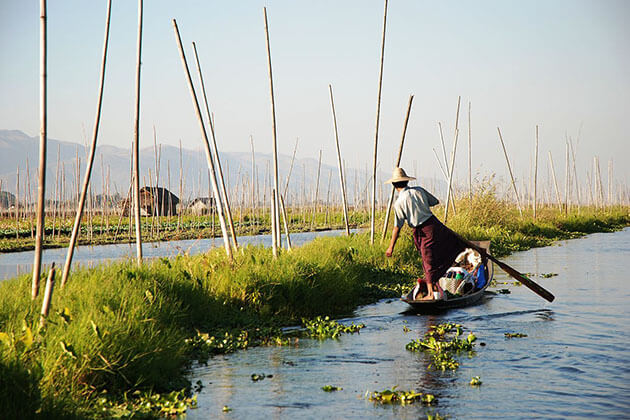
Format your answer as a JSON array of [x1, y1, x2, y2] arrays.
[[385, 167, 416, 184]]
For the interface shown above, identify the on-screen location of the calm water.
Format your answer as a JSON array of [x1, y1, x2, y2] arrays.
[[0, 230, 352, 281], [188, 228, 630, 419]]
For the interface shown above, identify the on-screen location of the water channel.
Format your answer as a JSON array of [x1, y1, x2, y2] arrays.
[[0, 230, 351, 281], [186, 228, 630, 419]]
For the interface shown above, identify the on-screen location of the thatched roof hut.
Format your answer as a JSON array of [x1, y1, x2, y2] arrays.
[[120, 186, 179, 216]]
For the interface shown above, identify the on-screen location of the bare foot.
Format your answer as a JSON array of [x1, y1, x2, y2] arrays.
[[420, 294, 435, 301]]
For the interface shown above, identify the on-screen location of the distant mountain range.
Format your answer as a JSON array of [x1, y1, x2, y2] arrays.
[[1, 129, 420, 206]]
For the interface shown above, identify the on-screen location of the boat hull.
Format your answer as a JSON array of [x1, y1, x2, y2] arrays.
[[401, 240, 493, 313]]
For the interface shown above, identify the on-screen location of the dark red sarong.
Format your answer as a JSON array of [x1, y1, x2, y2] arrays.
[[413, 215, 467, 285]]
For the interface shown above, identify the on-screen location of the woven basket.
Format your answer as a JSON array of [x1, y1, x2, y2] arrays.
[[439, 277, 462, 294]]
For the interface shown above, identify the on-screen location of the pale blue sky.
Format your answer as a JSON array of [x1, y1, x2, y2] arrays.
[[1, 0, 629, 188]]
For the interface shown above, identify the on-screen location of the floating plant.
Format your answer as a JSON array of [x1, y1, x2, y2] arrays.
[[366, 387, 436, 405], [406, 322, 477, 371], [504, 332, 528, 338], [302, 316, 364, 339], [322, 385, 343, 392], [469, 376, 482, 386]]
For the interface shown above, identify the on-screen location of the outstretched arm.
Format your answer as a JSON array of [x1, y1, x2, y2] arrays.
[[386, 226, 401, 257]]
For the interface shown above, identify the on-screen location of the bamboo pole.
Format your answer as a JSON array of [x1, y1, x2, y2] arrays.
[[328, 84, 350, 235], [32, 0, 48, 299], [191, 41, 238, 249], [569, 139, 580, 209], [250, 135, 256, 229], [279, 194, 292, 251], [52, 144, 60, 237], [311, 149, 322, 229], [437, 123, 457, 213], [564, 140, 571, 214], [370, 0, 389, 245], [381, 94, 413, 240], [497, 127, 523, 216], [548, 151, 563, 210], [533, 125, 539, 219], [283, 138, 299, 199], [39, 263, 56, 329], [132, 0, 144, 266], [60, 0, 112, 288], [443, 128, 459, 224], [271, 188, 277, 256], [172, 19, 232, 259], [263, 8, 281, 253], [177, 140, 183, 232], [595, 156, 604, 207]]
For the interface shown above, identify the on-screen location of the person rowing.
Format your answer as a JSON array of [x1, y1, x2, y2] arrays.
[[384, 167, 471, 301]]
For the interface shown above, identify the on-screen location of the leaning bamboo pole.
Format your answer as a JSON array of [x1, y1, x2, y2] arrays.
[[370, 0, 388, 245], [263, 7, 281, 254], [60, 0, 111, 288], [32, 0, 48, 299], [381, 94, 413, 240], [191, 42, 238, 249], [328, 84, 350, 235], [132, 0, 144, 266], [497, 127, 523, 216], [283, 138, 299, 199], [443, 128, 460, 224], [39, 263, 56, 329], [311, 149, 322, 229], [437, 123, 457, 213], [172, 19, 232, 259], [279, 194, 292, 251]]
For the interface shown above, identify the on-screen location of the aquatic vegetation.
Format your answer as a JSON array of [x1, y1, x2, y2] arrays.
[[540, 273, 558, 278], [302, 316, 364, 339], [251, 373, 272, 381], [366, 387, 436, 405], [469, 376, 482, 386], [406, 322, 477, 371], [504, 332, 528, 338], [322, 385, 343, 392], [426, 412, 446, 420], [94, 389, 197, 417], [222, 405, 232, 412]]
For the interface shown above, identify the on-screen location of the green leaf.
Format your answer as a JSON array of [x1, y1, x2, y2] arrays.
[[59, 307, 73, 324], [60, 341, 77, 359], [90, 320, 102, 340]]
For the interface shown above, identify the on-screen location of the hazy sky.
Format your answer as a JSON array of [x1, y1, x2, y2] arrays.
[[1, 0, 629, 189]]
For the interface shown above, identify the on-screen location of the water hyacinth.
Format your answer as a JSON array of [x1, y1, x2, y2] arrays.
[[366, 387, 436, 405], [302, 316, 365, 339], [406, 322, 477, 371]]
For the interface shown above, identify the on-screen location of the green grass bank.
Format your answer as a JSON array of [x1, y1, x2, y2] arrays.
[[1, 200, 628, 418]]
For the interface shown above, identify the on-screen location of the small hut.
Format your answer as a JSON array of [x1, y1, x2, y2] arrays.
[[188, 197, 215, 215], [120, 186, 179, 216]]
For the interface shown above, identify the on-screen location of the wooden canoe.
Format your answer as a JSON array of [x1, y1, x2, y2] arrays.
[[401, 240, 494, 313]]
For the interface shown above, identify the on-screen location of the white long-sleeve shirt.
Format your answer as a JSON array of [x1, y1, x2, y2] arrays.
[[393, 186, 439, 228]]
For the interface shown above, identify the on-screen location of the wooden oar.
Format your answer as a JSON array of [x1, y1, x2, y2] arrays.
[[457, 235, 555, 303]]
